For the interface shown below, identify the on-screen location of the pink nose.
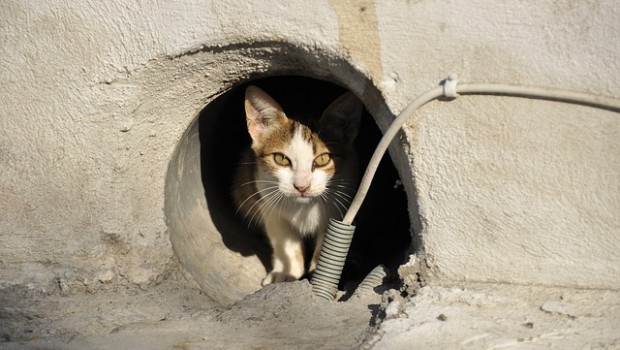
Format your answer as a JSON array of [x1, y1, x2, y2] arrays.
[[294, 184, 309, 193]]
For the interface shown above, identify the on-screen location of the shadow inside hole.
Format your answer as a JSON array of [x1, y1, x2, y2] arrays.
[[198, 86, 272, 270], [198, 76, 411, 285]]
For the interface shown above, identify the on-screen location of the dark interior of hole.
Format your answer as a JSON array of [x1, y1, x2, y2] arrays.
[[199, 76, 411, 286]]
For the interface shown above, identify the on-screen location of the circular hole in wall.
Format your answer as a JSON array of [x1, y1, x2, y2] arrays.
[[166, 75, 411, 305]]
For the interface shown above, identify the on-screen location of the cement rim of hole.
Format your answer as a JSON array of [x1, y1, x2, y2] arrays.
[[163, 43, 418, 306]]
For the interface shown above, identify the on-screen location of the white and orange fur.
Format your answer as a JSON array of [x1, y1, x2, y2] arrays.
[[233, 86, 362, 285]]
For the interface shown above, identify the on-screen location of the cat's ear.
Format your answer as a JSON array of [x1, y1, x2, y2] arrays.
[[244, 86, 287, 143], [319, 91, 363, 145]]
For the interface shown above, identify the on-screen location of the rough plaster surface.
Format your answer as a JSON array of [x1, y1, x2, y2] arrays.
[[2, 280, 619, 349], [370, 283, 620, 350], [411, 99, 620, 288], [2, 0, 617, 293], [1, 0, 619, 348]]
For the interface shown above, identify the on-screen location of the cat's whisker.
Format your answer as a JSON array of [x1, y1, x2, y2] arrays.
[[328, 178, 354, 183], [239, 179, 280, 187], [274, 194, 287, 221], [323, 189, 353, 218], [324, 193, 345, 219], [316, 191, 342, 219], [243, 187, 280, 226], [318, 194, 329, 220], [329, 189, 353, 201], [325, 186, 354, 202], [235, 185, 280, 215], [332, 184, 354, 190], [327, 179, 356, 191], [261, 190, 284, 222], [330, 196, 349, 217], [255, 191, 280, 227]]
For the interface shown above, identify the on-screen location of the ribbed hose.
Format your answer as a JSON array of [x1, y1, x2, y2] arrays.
[[353, 264, 388, 297], [311, 219, 356, 300], [311, 75, 620, 301], [311, 86, 445, 301]]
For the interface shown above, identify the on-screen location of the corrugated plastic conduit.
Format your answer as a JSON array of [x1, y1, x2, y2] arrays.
[[311, 75, 620, 301]]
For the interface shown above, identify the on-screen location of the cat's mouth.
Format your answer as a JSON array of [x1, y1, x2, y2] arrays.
[[291, 193, 315, 203], [283, 188, 317, 201]]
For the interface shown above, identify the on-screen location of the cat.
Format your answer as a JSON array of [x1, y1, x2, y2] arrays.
[[232, 85, 363, 285]]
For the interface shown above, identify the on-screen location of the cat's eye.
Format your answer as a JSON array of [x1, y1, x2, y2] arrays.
[[273, 153, 291, 166], [313, 153, 331, 168]]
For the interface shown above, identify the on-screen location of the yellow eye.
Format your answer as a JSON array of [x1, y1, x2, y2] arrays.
[[313, 153, 331, 167], [273, 153, 291, 166]]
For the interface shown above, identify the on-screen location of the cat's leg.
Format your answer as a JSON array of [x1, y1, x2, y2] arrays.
[[308, 229, 326, 273], [262, 218, 305, 286]]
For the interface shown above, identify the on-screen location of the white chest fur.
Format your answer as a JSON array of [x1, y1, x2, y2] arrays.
[[280, 199, 327, 236]]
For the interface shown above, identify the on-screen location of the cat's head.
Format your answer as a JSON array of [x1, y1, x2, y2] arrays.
[[244, 85, 363, 202]]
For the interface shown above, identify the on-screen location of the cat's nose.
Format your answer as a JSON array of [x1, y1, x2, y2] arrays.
[[294, 184, 309, 193]]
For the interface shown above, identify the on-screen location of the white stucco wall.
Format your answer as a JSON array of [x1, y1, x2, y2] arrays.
[[1, 0, 618, 294]]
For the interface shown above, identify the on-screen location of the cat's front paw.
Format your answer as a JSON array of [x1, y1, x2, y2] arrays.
[[261, 272, 298, 286]]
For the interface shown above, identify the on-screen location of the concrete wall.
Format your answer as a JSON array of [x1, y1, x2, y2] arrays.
[[1, 0, 618, 296]]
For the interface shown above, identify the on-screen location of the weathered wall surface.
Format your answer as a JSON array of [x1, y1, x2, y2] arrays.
[[381, 1, 620, 288], [1, 0, 618, 294]]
